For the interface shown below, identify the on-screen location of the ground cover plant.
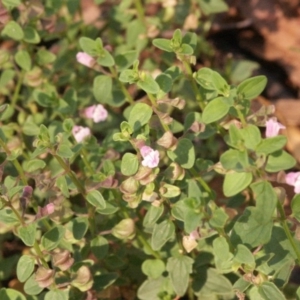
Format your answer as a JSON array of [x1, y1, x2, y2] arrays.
[[1, 0, 300, 299]]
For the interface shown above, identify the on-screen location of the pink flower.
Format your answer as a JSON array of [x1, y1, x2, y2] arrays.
[[265, 119, 286, 138], [76, 52, 95, 68], [286, 172, 300, 193], [140, 146, 159, 168], [84, 104, 108, 123], [72, 126, 91, 143]]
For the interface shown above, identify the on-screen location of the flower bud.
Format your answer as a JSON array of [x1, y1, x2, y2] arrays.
[[76, 52, 95, 68], [52, 249, 74, 271], [72, 125, 91, 143], [159, 183, 181, 198], [164, 162, 185, 180], [182, 235, 198, 253], [122, 193, 142, 208], [71, 265, 93, 292], [35, 266, 54, 288], [119, 177, 139, 194], [84, 104, 108, 123], [20, 186, 33, 217], [134, 165, 157, 185], [156, 131, 177, 149], [36, 203, 55, 220], [112, 218, 135, 240], [24, 66, 43, 87]]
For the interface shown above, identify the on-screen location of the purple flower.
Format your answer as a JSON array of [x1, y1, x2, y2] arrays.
[[265, 119, 286, 138], [140, 146, 159, 168], [286, 172, 300, 193], [84, 104, 108, 123], [76, 52, 95, 68], [72, 125, 91, 143]]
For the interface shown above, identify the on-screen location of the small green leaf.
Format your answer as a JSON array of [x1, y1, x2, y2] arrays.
[[0, 69, 15, 88], [23, 159, 46, 173], [152, 39, 173, 52], [128, 103, 153, 132], [115, 50, 137, 71], [93, 75, 113, 104], [220, 149, 249, 171], [258, 282, 285, 300], [143, 205, 164, 228], [198, 0, 229, 14], [2, 21, 24, 41], [37, 49, 56, 65], [86, 190, 106, 209], [137, 277, 165, 300], [68, 217, 89, 240], [223, 172, 252, 197], [45, 290, 69, 300], [233, 244, 255, 267], [24, 274, 43, 295], [155, 73, 172, 99], [202, 97, 230, 124], [23, 26, 41, 44], [96, 49, 115, 67], [0, 209, 19, 225], [33, 90, 57, 107], [209, 207, 229, 229], [167, 256, 194, 296], [2, 0, 21, 10], [213, 236, 233, 273], [237, 75, 267, 100], [167, 138, 195, 169], [41, 225, 65, 251], [18, 223, 37, 246], [15, 50, 31, 71], [151, 220, 175, 250], [0, 288, 26, 300], [142, 259, 165, 279], [121, 153, 139, 176], [91, 236, 109, 259], [56, 176, 69, 197], [256, 136, 287, 155], [239, 124, 261, 150], [137, 73, 160, 94], [17, 255, 35, 283], [266, 150, 296, 172], [291, 194, 300, 222]]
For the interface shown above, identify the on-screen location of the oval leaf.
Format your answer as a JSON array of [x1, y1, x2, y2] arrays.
[[223, 172, 253, 197]]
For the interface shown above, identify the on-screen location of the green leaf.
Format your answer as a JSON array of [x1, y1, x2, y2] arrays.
[[96, 202, 119, 215], [226, 124, 244, 149], [137, 277, 164, 300], [198, 0, 229, 14], [231, 207, 273, 247], [128, 103, 153, 132], [167, 138, 195, 169], [115, 50, 137, 71], [86, 190, 106, 209], [237, 75, 267, 100], [37, 49, 56, 65], [256, 136, 287, 155], [0, 288, 26, 300], [23, 26, 41, 44], [0, 209, 19, 225], [57, 142, 74, 158], [209, 207, 229, 229], [292, 194, 300, 222], [233, 244, 255, 267], [93, 75, 113, 104], [152, 39, 173, 52], [151, 220, 175, 250], [45, 290, 69, 300], [79, 37, 102, 56], [121, 153, 139, 176], [68, 217, 89, 240], [2, 21, 24, 41], [258, 282, 285, 300], [239, 124, 261, 150], [266, 150, 296, 172], [24, 274, 43, 295], [179, 44, 194, 55], [23, 159, 46, 173], [142, 259, 165, 279], [56, 176, 69, 197], [2, 0, 21, 9], [137, 73, 160, 94], [213, 236, 233, 273], [167, 256, 194, 296], [91, 236, 109, 260], [220, 149, 249, 171], [17, 255, 35, 283], [41, 225, 65, 251], [202, 97, 230, 124], [0, 69, 15, 88], [155, 73, 173, 99], [96, 49, 115, 67], [18, 223, 37, 246], [33, 90, 57, 107], [223, 172, 252, 197], [143, 205, 164, 228], [251, 181, 277, 220], [15, 50, 32, 71]]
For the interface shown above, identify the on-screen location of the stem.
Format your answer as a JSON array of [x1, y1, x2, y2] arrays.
[[80, 148, 94, 175], [109, 67, 134, 104], [182, 60, 204, 110], [11, 71, 24, 107], [148, 93, 170, 132], [277, 200, 300, 265], [235, 106, 247, 128], [189, 167, 213, 196], [133, 0, 146, 24]]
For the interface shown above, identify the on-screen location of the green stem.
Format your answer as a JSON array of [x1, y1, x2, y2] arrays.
[[133, 0, 146, 24], [277, 200, 300, 265], [189, 167, 213, 196], [109, 67, 134, 104], [182, 60, 204, 110], [11, 70, 24, 107], [235, 106, 247, 128], [80, 148, 94, 175], [0, 138, 27, 185], [147, 93, 170, 132]]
